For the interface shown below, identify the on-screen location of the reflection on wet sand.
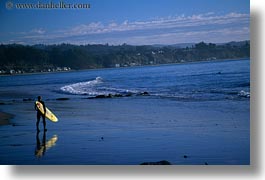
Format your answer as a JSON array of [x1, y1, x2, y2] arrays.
[[35, 131, 58, 158]]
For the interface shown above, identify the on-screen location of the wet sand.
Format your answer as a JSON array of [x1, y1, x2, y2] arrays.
[[0, 97, 250, 165]]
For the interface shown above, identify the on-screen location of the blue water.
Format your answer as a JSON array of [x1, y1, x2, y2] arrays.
[[0, 59, 250, 102], [0, 59, 250, 165]]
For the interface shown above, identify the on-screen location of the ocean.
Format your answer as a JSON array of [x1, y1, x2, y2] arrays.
[[0, 59, 250, 165]]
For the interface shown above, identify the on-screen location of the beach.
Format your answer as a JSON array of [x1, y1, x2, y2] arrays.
[[0, 59, 250, 165], [0, 97, 249, 165]]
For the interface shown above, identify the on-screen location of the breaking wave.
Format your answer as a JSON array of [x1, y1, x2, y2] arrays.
[[60, 77, 139, 96], [60, 77, 103, 95]]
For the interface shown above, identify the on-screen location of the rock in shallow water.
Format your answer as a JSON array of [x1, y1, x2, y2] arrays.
[[87, 91, 150, 99], [23, 98, 34, 102], [140, 160, 171, 165], [95, 94, 112, 98], [139, 91, 150, 96]]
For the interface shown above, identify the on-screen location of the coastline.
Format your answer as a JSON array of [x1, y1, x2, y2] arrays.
[[0, 57, 249, 77], [0, 112, 13, 126]]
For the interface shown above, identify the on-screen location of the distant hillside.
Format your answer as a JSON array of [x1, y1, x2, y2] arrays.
[[0, 41, 250, 75], [153, 40, 250, 48], [152, 43, 195, 48]]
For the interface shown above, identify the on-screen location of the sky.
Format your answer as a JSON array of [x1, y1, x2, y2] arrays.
[[0, 0, 250, 45]]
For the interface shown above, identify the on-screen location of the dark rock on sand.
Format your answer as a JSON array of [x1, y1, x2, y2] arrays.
[[56, 98, 70, 101], [140, 160, 171, 165], [0, 112, 14, 126]]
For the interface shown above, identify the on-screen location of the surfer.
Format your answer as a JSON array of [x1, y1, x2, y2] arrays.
[[35, 96, 47, 132]]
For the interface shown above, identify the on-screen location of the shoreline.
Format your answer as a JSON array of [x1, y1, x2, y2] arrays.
[[0, 112, 14, 126], [0, 57, 249, 77]]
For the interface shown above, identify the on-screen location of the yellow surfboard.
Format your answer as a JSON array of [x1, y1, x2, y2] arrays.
[[35, 101, 58, 122]]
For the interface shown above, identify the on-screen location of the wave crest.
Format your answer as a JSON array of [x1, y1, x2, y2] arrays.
[[60, 77, 103, 95], [60, 77, 139, 96]]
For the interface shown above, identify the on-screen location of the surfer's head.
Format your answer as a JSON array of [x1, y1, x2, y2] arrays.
[[38, 96, 41, 101]]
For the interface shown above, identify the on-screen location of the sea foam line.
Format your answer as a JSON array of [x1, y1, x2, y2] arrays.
[[60, 77, 103, 95]]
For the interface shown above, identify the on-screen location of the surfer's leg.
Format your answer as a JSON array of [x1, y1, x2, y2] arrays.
[[42, 115, 47, 131]]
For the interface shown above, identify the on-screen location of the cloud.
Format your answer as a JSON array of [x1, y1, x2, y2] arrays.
[[31, 28, 46, 34], [59, 12, 249, 36], [5, 12, 249, 45]]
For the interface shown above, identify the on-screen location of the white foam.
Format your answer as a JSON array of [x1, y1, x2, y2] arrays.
[[60, 77, 103, 95], [238, 90, 250, 98], [60, 77, 139, 96]]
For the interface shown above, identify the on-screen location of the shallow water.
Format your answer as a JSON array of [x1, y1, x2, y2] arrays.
[[0, 59, 250, 165]]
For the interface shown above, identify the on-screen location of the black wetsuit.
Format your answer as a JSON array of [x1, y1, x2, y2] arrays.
[[35, 100, 46, 120], [35, 100, 46, 131]]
